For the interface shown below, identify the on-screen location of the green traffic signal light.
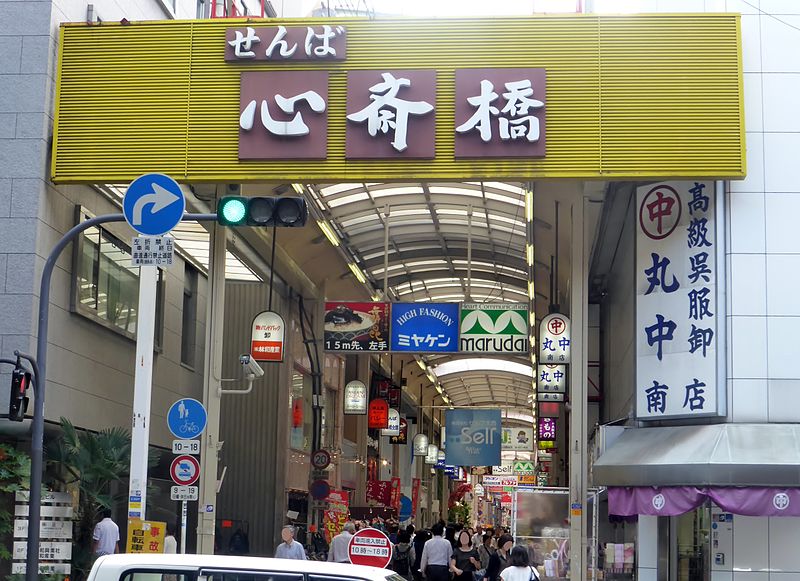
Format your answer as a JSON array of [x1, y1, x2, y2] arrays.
[[219, 197, 248, 226], [216, 196, 308, 228]]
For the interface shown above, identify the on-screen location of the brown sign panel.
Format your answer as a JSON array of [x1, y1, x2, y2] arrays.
[[455, 68, 546, 158], [225, 25, 346, 61], [238, 71, 328, 160], [346, 70, 436, 159]]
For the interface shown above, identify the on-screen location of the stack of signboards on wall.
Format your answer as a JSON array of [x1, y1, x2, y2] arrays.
[[12, 491, 73, 576]]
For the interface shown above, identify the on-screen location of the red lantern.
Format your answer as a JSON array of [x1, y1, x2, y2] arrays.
[[292, 397, 304, 428], [368, 399, 389, 429]]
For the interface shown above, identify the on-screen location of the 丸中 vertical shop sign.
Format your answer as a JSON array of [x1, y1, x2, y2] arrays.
[[539, 313, 571, 363], [636, 181, 722, 419]]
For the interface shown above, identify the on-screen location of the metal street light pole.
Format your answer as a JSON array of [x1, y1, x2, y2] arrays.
[[23, 212, 215, 581]]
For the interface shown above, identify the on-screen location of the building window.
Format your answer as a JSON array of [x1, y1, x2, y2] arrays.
[[72, 209, 164, 347], [181, 265, 199, 367]]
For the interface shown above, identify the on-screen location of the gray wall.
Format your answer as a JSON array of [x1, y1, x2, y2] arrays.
[[218, 281, 291, 556], [598, 187, 636, 423]]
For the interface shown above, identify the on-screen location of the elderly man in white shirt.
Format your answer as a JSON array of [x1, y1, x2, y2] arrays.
[[327, 522, 356, 563]]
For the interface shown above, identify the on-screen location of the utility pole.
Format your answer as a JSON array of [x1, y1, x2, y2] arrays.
[[197, 219, 227, 553], [569, 194, 588, 581]]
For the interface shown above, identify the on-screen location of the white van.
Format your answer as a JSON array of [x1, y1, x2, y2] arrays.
[[88, 554, 403, 581]]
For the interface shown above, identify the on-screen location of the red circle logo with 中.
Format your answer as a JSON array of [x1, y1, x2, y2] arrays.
[[639, 185, 682, 241], [547, 316, 566, 336], [170, 455, 200, 486], [348, 527, 392, 568]]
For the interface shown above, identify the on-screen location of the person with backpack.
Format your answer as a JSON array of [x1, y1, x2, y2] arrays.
[[393, 530, 416, 580]]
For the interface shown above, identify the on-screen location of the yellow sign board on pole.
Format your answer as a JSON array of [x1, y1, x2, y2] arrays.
[[126, 520, 166, 554]]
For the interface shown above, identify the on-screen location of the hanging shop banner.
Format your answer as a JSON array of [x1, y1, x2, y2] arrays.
[[322, 489, 350, 544], [390, 477, 402, 511], [538, 440, 556, 450], [53, 17, 744, 183], [444, 409, 502, 466], [250, 310, 285, 362], [538, 364, 566, 392], [324, 302, 390, 352], [381, 409, 401, 436], [538, 417, 557, 441], [501, 427, 533, 451], [391, 303, 459, 353], [540, 313, 571, 364], [459, 303, 529, 353], [412, 433, 429, 456], [126, 520, 166, 554], [635, 181, 722, 419], [368, 399, 390, 429], [539, 402, 561, 418], [388, 387, 401, 409], [366, 480, 392, 506], [344, 380, 368, 415], [411, 478, 421, 517], [538, 392, 565, 403], [390, 418, 408, 445], [513, 461, 536, 475]]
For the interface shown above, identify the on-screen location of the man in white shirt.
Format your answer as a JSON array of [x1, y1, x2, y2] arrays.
[[92, 509, 120, 557], [420, 523, 452, 581], [327, 522, 355, 563]]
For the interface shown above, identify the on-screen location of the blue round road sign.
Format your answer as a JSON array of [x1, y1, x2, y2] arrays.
[[310, 480, 331, 500], [123, 173, 185, 236], [167, 398, 207, 439]]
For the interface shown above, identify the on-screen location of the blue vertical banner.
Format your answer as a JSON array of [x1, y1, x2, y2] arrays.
[[445, 409, 502, 466]]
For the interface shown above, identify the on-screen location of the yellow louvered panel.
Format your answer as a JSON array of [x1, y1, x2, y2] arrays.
[[51, 15, 743, 184]]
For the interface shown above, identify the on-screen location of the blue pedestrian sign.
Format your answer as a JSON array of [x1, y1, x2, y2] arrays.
[[123, 173, 185, 236], [167, 398, 207, 439]]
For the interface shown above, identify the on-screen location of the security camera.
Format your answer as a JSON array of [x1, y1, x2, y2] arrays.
[[239, 354, 264, 378]]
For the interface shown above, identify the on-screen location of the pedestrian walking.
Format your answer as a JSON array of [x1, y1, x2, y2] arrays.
[[274, 525, 307, 560], [392, 530, 416, 580], [450, 530, 481, 581], [499, 546, 540, 581], [420, 523, 452, 581], [92, 508, 119, 559], [485, 534, 514, 581], [412, 529, 432, 581], [328, 522, 355, 563]]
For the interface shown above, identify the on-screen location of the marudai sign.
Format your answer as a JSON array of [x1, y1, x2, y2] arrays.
[[460, 303, 528, 353]]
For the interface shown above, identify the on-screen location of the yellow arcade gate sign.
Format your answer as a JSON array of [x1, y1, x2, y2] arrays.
[[52, 14, 744, 184]]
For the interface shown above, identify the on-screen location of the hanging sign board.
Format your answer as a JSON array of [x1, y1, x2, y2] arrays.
[[324, 302, 390, 352], [444, 409, 502, 466], [250, 310, 285, 362], [390, 418, 408, 444], [344, 380, 368, 415], [412, 433, 429, 456], [368, 399, 390, 429], [459, 303, 529, 353], [538, 364, 566, 392], [540, 313, 571, 363], [635, 181, 722, 419], [538, 392, 565, 403], [502, 426, 533, 451], [538, 417, 557, 441], [390, 302, 459, 353], [381, 408, 401, 436]]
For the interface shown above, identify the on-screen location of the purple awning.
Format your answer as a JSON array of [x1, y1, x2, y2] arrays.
[[609, 486, 800, 517]]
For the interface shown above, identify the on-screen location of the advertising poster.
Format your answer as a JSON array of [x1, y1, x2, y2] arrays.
[[322, 490, 350, 544], [324, 302, 390, 352], [390, 303, 459, 352], [459, 303, 529, 353], [126, 520, 166, 554], [445, 409, 502, 466], [502, 427, 534, 451]]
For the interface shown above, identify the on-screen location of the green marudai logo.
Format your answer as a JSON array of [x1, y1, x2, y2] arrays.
[[459, 303, 529, 353]]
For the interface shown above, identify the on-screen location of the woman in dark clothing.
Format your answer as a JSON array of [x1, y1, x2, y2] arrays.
[[446, 526, 457, 549], [412, 529, 432, 581], [450, 530, 481, 581], [485, 534, 514, 581]]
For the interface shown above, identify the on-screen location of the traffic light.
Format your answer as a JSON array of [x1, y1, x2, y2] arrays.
[[217, 196, 308, 228], [8, 367, 30, 422]]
